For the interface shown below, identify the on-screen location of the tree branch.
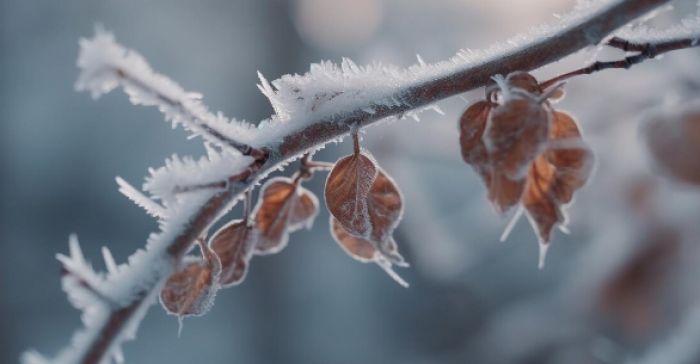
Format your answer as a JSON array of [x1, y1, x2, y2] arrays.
[[35, 1, 674, 363]]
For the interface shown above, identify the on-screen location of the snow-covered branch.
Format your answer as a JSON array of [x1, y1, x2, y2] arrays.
[[75, 29, 264, 159], [25, 0, 676, 363]]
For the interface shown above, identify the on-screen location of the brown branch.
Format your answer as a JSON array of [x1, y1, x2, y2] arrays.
[[243, 188, 252, 223], [59, 1, 674, 363], [540, 35, 700, 89], [352, 132, 361, 155], [293, 153, 333, 183]]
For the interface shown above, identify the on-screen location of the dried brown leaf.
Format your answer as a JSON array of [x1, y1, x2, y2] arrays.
[[645, 107, 700, 185], [459, 100, 527, 214], [330, 217, 408, 287], [288, 186, 320, 229], [253, 177, 319, 254], [330, 217, 376, 262], [598, 225, 680, 336], [209, 219, 256, 287], [325, 152, 378, 238], [486, 98, 550, 180], [366, 168, 404, 253], [460, 100, 494, 187], [522, 156, 564, 249], [159, 246, 221, 318], [545, 111, 594, 203], [518, 111, 593, 268], [505, 71, 542, 95]]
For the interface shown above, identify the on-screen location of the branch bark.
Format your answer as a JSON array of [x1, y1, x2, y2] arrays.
[[58, 1, 672, 363]]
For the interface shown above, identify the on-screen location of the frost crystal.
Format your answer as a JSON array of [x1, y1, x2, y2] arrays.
[[116, 177, 167, 219], [144, 150, 254, 206]]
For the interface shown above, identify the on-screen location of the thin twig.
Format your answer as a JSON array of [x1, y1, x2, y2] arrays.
[[540, 36, 700, 89], [53, 1, 675, 363], [173, 180, 228, 194], [295, 153, 333, 183], [243, 189, 252, 223], [305, 161, 334, 171]]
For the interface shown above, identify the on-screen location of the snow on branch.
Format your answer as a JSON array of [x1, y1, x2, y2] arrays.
[[26, 1, 673, 363], [615, 14, 700, 44], [22, 235, 152, 364], [143, 151, 255, 206]]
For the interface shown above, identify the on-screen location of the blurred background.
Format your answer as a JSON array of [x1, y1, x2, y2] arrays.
[[2, 0, 700, 363]]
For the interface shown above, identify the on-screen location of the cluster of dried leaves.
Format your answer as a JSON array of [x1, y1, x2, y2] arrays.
[[460, 71, 594, 267], [160, 172, 320, 319], [159, 70, 700, 324], [160, 142, 409, 321]]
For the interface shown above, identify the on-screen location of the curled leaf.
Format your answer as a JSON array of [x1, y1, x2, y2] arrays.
[[644, 105, 700, 185], [289, 186, 320, 228], [459, 99, 526, 213], [460, 100, 494, 186], [522, 156, 564, 265], [159, 245, 221, 318], [325, 151, 378, 238], [330, 217, 408, 287], [366, 169, 404, 254], [545, 111, 594, 203], [522, 112, 592, 268], [209, 219, 256, 287], [253, 177, 319, 254], [461, 71, 590, 264]]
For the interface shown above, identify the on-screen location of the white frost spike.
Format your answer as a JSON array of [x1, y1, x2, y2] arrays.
[[416, 54, 426, 67], [57, 235, 103, 291], [429, 104, 445, 115], [614, 15, 700, 44], [500, 206, 524, 242], [116, 176, 167, 219], [102, 246, 118, 275], [538, 242, 550, 270], [19, 351, 50, 364], [56, 235, 118, 317], [376, 255, 410, 288], [113, 346, 125, 364], [558, 225, 571, 235], [256, 71, 275, 101]]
